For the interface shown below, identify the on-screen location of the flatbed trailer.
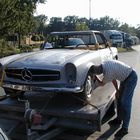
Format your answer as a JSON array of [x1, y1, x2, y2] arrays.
[[0, 84, 116, 140]]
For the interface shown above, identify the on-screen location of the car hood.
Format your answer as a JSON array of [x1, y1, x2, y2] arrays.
[[6, 49, 90, 68]]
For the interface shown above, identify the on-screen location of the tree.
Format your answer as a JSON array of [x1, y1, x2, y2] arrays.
[[0, 0, 17, 37], [76, 18, 89, 30], [119, 23, 130, 32], [89, 18, 101, 30], [34, 14, 48, 34], [64, 16, 79, 31], [89, 16, 120, 31], [46, 17, 65, 33], [78, 17, 89, 25], [75, 22, 89, 31], [0, 0, 46, 44], [119, 23, 136, 35]]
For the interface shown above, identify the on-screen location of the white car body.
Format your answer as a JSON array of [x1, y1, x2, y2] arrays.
[[0, 30, 118, 101]]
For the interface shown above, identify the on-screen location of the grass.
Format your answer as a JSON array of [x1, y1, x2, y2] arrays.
[[117, 47, 134, 53]]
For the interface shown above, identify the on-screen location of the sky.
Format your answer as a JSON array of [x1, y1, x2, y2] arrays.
[[35, 0, 140, 27]]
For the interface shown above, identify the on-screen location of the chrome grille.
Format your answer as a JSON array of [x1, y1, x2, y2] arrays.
[[5, 69, 60, 81]]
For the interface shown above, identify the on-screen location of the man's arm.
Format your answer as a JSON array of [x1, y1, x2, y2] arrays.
[[112, 79, 119, 98], [112, 79, 119, 91]]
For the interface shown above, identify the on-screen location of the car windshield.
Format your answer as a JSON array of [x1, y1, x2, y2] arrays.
[[110, 34, 122, 39], [46, 34, 96, 49]]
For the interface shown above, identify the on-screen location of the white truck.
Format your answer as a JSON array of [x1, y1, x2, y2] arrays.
[[102, 30, 123, 47]]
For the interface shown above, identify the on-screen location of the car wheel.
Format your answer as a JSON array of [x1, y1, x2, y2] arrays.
[[115, 55, 118, 60], [4, 88, 25, 98], [81, 73, 95, 102]]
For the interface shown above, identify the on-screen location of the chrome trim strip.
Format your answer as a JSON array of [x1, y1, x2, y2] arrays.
[[3, 84, 83, 93]]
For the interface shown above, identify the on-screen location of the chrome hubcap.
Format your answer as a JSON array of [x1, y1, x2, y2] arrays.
[[85, 75, 92, 99]]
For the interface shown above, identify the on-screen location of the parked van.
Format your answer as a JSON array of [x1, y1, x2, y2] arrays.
[[131, 36, 140, 45], [102, 30, 123, 47], [120, 32, 134, 48]]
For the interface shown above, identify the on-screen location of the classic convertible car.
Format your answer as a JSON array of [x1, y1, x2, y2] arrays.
[[0, 31, 118, 101]]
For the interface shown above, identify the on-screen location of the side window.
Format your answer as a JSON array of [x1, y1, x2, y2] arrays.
[[76, 35, 96, 45], [90, 34, 96, 45]]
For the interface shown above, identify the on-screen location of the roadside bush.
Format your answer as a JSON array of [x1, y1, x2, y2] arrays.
[[0, 39, 18, 58], [19, 45, 33, 53], [117, 47, 134, 53], [31, 35, 40, 41], [39, 34, 45, 41], [0, 39, 7, 58], [31, 34, 45, 42]]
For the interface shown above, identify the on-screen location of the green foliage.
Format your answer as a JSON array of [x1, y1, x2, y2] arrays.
[[6, 35, 18, 41], [89, 16, 120, 31], [0, 0, 47, 38], [117, 47, 134, 53], [39, 34, 45, 41], [44, 15, 140, 40], [46, 17, 65, 33], [31, 35, 40, 41], [19, 45, 33, 53], [31, 34, 45, 41], [34, 15, 48, 34], [0, 0, 17, 37], [64, 16, 79, 31], [75, 22, 89, 31], [0, 0, 47, 57], [0, 39, 18, 58], [0, 39, 7, 58]]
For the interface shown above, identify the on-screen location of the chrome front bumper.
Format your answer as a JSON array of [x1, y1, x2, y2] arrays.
[[2, 84, 83, 93]]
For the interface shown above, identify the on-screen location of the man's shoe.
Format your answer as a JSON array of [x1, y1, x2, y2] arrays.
[[108, 118, 122, 125], [115, 127, 128, 137]]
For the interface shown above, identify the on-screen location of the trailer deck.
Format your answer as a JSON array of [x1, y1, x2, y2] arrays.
[[0, 83, 116, 140]]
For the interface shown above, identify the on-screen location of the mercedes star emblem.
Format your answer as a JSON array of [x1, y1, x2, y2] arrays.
[[21, 69, 32, 81]]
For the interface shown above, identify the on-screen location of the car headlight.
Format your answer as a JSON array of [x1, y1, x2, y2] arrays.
[[65, 63, 77, 85]]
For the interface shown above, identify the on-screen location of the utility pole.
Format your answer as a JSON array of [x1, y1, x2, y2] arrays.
[[89, 0, 91, 20], [89, 0, 92, 28]]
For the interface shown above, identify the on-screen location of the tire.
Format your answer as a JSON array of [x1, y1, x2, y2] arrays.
[[115, 55, 118, 60], [4, 88, 25, 98], [80, 72, 95, 102]]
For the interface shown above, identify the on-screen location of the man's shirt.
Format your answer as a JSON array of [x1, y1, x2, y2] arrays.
[[102, 60, 132, 83]]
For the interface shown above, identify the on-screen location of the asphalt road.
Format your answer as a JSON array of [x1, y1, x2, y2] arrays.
[[87, 45, 140, 140]]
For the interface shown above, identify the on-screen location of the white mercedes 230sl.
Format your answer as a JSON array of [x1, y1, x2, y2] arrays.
[[0, 30, 118, 101]]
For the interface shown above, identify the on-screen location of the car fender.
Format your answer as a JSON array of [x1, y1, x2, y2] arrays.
[[76, 61, 95, 86]]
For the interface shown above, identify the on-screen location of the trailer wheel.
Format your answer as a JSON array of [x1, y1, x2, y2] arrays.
[[4, 88, 25, 98]]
